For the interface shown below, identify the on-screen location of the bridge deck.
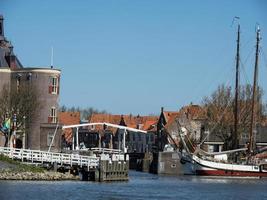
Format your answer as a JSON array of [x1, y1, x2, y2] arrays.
[[0, 147, 99, 170]]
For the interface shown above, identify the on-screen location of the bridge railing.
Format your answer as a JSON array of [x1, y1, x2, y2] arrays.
[[90, 148, 122, 154], [0, 147, 99, 170]]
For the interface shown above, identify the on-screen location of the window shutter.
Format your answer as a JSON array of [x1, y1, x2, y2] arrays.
[[48, 116, 52, 123], [48, 85, 52, 94], [57, 76, 60, 94]]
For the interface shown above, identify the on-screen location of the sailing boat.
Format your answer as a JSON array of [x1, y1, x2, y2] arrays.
[[179, 25, 267, 177]]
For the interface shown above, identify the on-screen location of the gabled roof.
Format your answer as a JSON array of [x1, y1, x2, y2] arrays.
[[179, 104, 207, 120], [163, 104, 206, 133], [143, 119, 158, 132], [0, 16, 23, 69], [164, 112, 181, 130], [163, 111, 180, 122]]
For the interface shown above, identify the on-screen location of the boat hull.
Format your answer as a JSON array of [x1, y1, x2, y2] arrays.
[[195, 168, 267, 177], [180, 154, 267, 177]]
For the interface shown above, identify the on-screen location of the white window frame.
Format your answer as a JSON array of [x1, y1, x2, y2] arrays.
[[47, 132, 55, 147], [50, 77, 58, 94], [50, 107, 57, 123]]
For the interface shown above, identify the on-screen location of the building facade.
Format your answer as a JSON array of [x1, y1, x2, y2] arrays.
[[0, 15, 62, 151], [82, 113, 158, 153]]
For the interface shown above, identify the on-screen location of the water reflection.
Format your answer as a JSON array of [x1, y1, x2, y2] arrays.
[[0, 171, 267, 200]]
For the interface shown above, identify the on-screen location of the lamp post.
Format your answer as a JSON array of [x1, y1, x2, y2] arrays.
[[23, 116, 26, 149]]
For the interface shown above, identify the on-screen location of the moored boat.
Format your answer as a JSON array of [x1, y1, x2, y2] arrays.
[[179, 24, 267, 177]]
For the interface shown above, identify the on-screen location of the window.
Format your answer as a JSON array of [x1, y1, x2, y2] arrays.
[[47, 132, 55, 146], [138, 133, 142, 141], [26, 73, 32, 81], [49, 76, 59, 94], [16, 74, 21, 91], [48, 107, 57, 123]]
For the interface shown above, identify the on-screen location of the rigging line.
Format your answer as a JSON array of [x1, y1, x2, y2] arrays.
[[239, 45, 254, 86], [189, 66, 235, 123], [184, 65, 233, 107], [199, 80, 234, 146], [241, 35, 255, 50], [240, 59, 251, 85], [260, 47, 267, 69], [243, 47, 254, 65], [190, 62, 235, 106]]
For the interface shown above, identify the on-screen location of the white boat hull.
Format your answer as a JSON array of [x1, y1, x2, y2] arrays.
[[180, 154, 267, 177]]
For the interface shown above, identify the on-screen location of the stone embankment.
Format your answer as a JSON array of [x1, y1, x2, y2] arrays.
[[0, 169, 79, 180], [0, 156, 79, 181]]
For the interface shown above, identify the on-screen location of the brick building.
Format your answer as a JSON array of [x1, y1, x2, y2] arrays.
[[0, 15, 62, 152], [157, 105, 207, 151], [79, 113, 158, 153]]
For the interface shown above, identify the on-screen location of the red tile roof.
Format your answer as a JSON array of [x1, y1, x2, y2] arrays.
[[179, 104, 206, 120], [163, 111, 180, 122], [164, 112, 181, 130], [164, 104, 206, 130], [143, 119, 157, 132], [59, 112, 80, 143], [89, 113, 158, 133]]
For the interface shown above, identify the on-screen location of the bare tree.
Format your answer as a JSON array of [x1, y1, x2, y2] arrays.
[[59, 105, 108, 120], [0, 83, 40, 137], [202, 84, 266, 150]]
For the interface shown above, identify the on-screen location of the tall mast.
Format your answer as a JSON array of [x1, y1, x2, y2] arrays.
[[233, 24, 240, 150], [249, 26, 260, 153]]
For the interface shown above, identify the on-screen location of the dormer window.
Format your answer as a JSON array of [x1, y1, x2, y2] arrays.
[[49, 76, 59, 95]]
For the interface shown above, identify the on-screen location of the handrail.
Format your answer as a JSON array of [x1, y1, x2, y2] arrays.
[[90, 148, 122, 154], [0, 147, 99, 168]]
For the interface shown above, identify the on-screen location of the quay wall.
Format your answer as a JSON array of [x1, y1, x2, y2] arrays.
[[157, 152, 183, 175]]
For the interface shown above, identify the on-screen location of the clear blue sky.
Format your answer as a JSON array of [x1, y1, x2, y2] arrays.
[[1, 0, 267, 115]]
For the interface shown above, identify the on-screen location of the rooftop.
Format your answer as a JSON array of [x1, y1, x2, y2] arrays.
[[59, 112, 80, 143], [89, 113, 158, 133]]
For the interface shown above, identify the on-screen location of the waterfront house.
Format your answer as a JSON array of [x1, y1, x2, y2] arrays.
[[156, 107, 180, 151], [86, 113, 158, 153], [157, 105, 208, 151]]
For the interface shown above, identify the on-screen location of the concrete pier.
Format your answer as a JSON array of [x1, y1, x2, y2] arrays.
[[80, 154, 129, 182], [156, 151, 183, 175]]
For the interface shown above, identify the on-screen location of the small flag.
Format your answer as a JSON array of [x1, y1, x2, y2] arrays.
[[4, 118, 11, 130]]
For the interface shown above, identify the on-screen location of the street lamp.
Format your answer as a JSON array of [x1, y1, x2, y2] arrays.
[[23, 116, 26, 149]]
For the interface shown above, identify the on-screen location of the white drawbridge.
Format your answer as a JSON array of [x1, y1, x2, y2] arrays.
[[62, 122, 147, 153], [0, 122, 146, 170]]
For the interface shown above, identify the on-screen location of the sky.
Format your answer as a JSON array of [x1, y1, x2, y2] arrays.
[[1, 0, 267, 115]]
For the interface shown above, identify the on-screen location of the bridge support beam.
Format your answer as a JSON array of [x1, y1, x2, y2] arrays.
[[76, 127, 79, 150]]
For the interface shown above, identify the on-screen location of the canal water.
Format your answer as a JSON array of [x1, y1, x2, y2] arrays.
[[0, 171, 267, 200]]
